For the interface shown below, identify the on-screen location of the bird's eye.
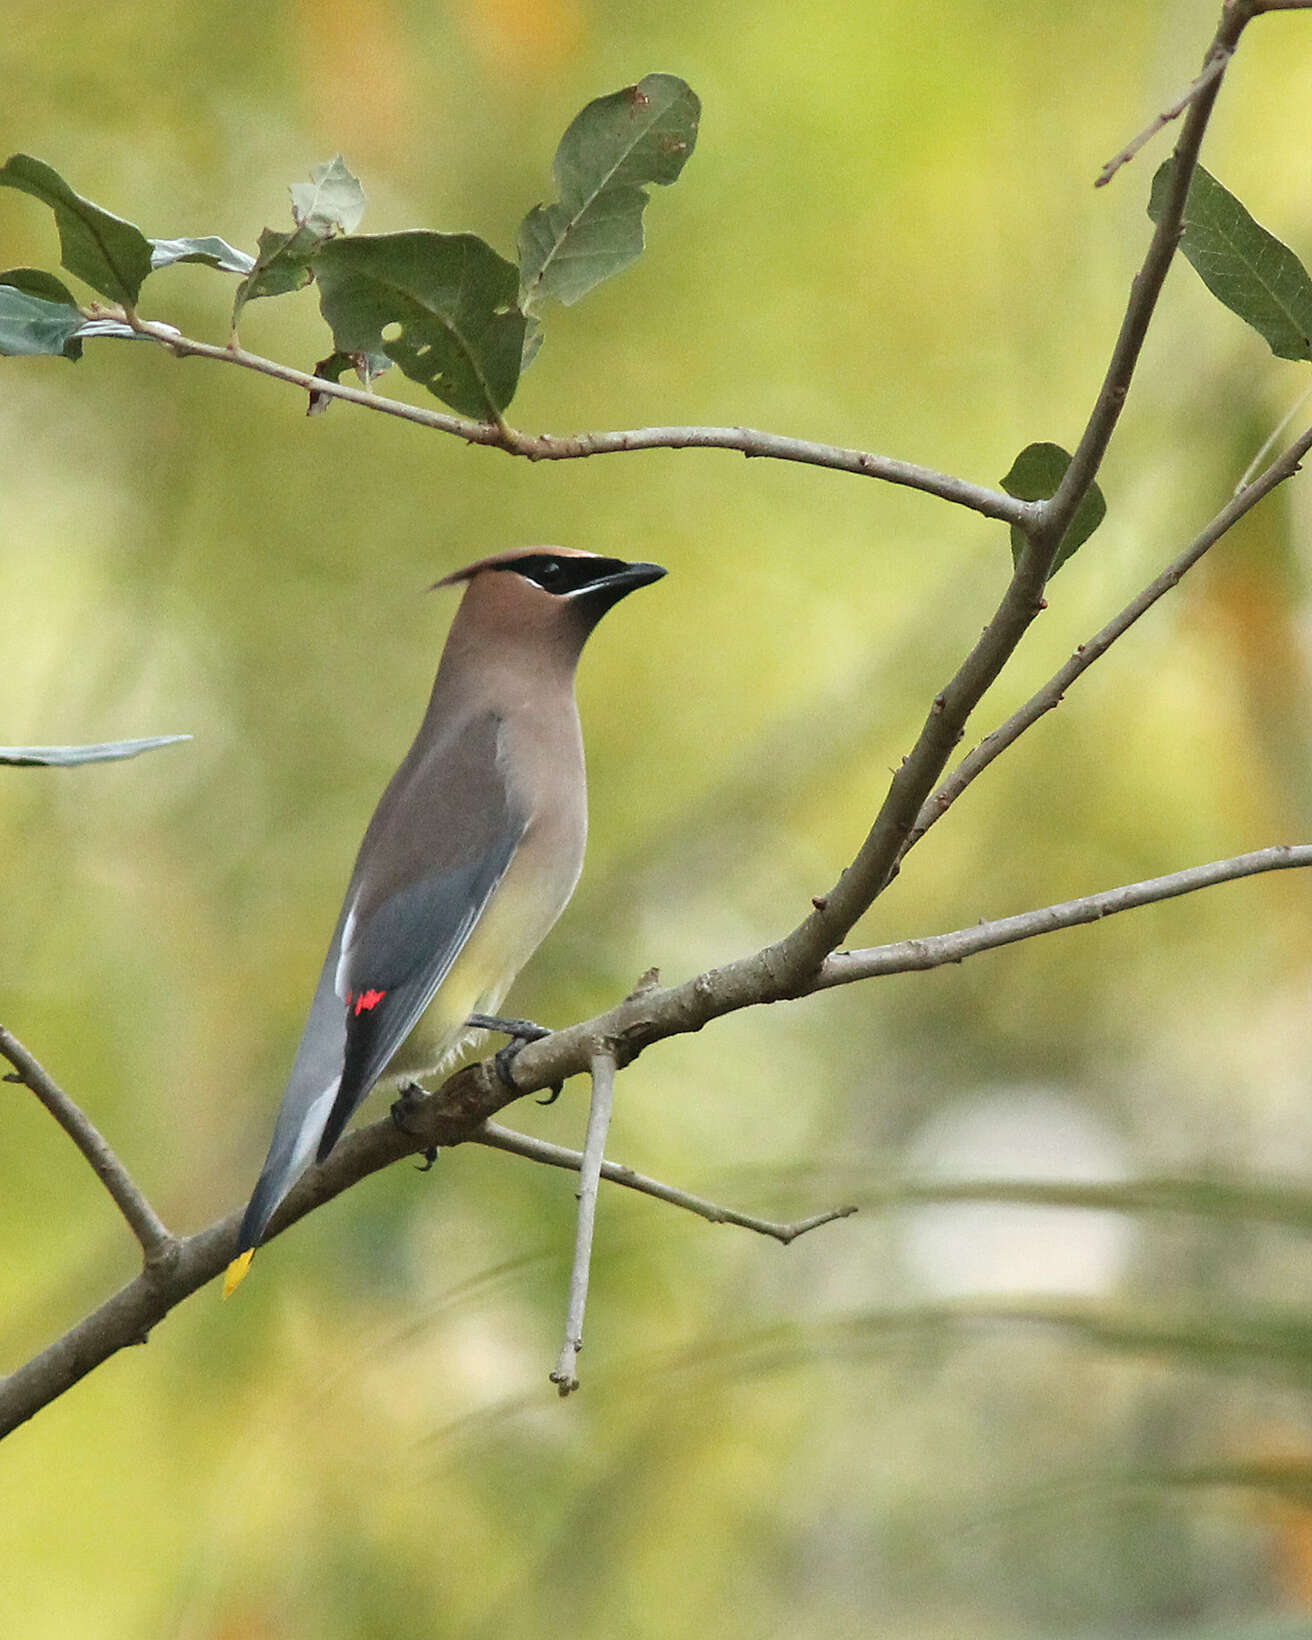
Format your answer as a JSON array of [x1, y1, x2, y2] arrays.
[[536, 558, 563, 587]]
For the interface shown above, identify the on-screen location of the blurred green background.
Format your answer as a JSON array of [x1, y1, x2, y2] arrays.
[[6, 0, 1312, 1635]]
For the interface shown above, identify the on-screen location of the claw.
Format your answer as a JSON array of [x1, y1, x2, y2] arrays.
[[469, 1012, 551, 1043], [473, 1014, 560, 1101], [390, 1080, 428, 1136]]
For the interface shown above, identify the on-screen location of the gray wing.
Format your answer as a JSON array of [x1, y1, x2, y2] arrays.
[[234, 709, 525, 1256]]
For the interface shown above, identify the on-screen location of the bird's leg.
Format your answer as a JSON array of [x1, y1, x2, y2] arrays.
[[391, 1080, 439, 1169], [467, 1013, 564, 1105]]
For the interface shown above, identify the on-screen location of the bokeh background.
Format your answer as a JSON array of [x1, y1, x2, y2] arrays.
[[5, 1, 1312, 1635]]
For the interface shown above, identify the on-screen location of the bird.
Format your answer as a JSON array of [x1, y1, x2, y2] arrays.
[[223, 546, 666, 1295]]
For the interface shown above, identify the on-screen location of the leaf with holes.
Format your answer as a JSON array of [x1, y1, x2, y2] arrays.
[[0, 282, 86, 359], [0, 735, 191, 766], [518, 73, 700, 312], [0, 154, 153, 306], [1000, 442, 1106, 577], [150, 236, 255, 275], [315, 231, 526, 420], [1149, 160, 1312, 362]]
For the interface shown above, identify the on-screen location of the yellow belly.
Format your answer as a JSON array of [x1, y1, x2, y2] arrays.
[[385, 834, 579, 1083]]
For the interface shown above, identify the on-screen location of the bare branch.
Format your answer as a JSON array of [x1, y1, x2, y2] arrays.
[[815, 845, 1312, 990], [0, 1027, 176, 1264], [1095, 49, 1231, 188], [473, 1121, 857, 1244], [1040, 7, 1247, 556], [754, 2, 1257, 986], [549, 1047, 617, 1396], [909, 417, 1312, 847], [120, 319, 1027, 526], [3, 840, 1307, 1436]]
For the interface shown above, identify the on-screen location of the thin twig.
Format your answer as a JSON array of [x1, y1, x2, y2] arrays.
[[116, 319, 1029, 526], [550, 1047, 618, 1396], [1235, 386, 1312, 495], [908, 417, 1312, 848], [473, 1121, 857, 1243], [0, 1026, 176, 1264], [1095, 49, 1231, 187], [815, 845, 1312, 990], [1042, 2, 1248, 552]]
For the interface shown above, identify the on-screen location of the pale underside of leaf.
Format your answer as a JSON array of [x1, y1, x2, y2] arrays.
[[0, 284, 86, 359], [0, 735, 192, 766], [150, 236, 255, 275]]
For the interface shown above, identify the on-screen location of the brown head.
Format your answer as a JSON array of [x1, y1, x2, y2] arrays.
[[432, 546, 667, 681]]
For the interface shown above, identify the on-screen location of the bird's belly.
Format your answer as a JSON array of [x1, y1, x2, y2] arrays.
[[386, 831, 582, 1083]]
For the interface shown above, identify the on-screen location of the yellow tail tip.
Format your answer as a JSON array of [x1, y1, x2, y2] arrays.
[[223, 1249, 255, 1298]]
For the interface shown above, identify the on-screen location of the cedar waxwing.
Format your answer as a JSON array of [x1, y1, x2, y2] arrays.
[[224, 547, 666, 1294]]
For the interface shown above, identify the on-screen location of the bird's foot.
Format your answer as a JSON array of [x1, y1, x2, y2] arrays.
[[467, 1013, 564, 1105], [391, 1080, 439, 1169]]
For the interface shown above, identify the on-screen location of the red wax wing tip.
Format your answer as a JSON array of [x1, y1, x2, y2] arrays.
[[353, 988, 387, 1016]]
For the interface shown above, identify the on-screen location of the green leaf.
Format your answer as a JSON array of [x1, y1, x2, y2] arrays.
[[518, 72, 700, 311], [232, 224, 322, 318], [0, 283, 86, 359], [306, 347, 391, 415], [0, 154, 153, 306], [232, 158, 366, 323], [150, 236, 255, 275], [1000, 441, 1106, 576], [520, 313, 544, 372], [315, 232, 526, 420], [290, 155, 365, 236], [0, 735, 191, 766], [0, 266, 78, 305], [1149, 159, 1312, 363]]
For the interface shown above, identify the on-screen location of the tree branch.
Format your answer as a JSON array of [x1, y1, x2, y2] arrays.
[[549, 1047, 616, 1396], [0, 1027, 176, 1264], [753, 1, 1255, 987], [815, 845, 1312, 989], [119, 319, 1028, 526], [472, 1121, 857, 1244], [1040, 2, 1250, 549], [2, 841, 1306, 1438], [908, 416, 1312, 847], [1095, 48, 1232, 188]]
